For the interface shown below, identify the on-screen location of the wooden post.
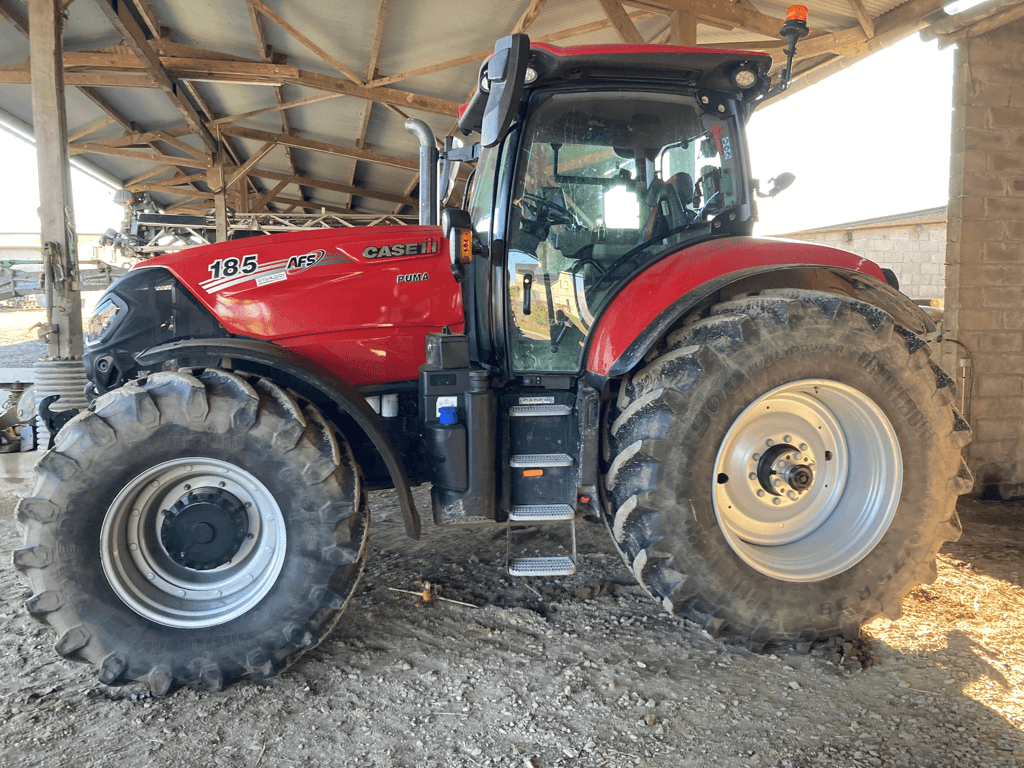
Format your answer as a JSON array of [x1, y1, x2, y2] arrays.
[[29, 0, 83, 360], [212, 156, 228, 242]]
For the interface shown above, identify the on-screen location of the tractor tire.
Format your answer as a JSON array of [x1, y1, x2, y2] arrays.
[[14, 369, 369, 694], [603, 289, 972, 651]]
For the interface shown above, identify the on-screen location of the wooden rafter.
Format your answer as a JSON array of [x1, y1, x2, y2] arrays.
[[250, 179, 292, 212], [846, 0, 876, 38], [68, 115, 116, 142], [597, 0, 646, 43], [369, 6, 656, 89], [69, 141, 212, 168], [250, 168, 416, 207], [207, 92, 343, 127], [225, 140, 277, 188], [250, 0, 364, 85], [6, 51, 464, 115], [219, 124, 418, 171], [92, 0, 217, 152], [341, 0, 390, 209], [245, 0, 308, 211], [0, 0, 28, 36]]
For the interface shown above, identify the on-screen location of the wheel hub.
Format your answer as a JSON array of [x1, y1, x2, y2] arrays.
[[754, 443, 815, 497], [100, 457, 287, 629], [160, 489, 248, 571], [713, 380, 902, 582]]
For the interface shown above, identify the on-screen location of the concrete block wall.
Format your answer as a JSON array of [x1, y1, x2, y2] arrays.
[[790, 221, 946, 300], [944, 17, 1024, 498]]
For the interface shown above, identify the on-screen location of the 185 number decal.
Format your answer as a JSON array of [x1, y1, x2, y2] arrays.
[[208, 254, 258, 279]]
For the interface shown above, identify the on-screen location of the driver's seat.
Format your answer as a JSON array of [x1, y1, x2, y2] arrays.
[[641, 172, 693, 243]]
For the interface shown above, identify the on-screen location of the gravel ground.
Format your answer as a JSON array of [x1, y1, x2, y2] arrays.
[[3, 306, 1024, 768], [1, 488, 1024, 768]]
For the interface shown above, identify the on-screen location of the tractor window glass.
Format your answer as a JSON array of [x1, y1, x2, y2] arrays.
[[505, 90, 741, 373], [466, 143, 501, 240]]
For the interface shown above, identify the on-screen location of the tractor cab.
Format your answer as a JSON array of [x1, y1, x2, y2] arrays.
[[415, 38, 774, 573], [449, 38, 771, 378]]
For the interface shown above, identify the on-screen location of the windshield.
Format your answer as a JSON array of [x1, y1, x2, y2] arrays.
[[505, 90, 743, 373]]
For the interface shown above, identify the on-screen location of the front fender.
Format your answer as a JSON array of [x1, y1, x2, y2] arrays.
[[136, 337, 421, 539], [586, 237, 935, 379]]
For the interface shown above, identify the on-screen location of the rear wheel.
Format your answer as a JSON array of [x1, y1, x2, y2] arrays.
[[15, 369, 368, 694], [604, 290, 972, 649]]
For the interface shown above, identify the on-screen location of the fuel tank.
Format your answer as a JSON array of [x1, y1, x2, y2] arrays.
[[136, 225, 463, 386]]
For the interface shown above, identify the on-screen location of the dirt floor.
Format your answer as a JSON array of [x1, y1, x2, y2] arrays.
[[3, 306, 1024, 767]]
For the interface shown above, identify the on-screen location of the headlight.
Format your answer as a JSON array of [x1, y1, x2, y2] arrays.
[[86, 297, 122, 345]]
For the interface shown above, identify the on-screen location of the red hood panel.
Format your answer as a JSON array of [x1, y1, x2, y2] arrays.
[[139, 225, 464, 385]]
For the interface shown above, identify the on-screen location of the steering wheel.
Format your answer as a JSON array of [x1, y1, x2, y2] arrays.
[[520, 192, 576, 227]]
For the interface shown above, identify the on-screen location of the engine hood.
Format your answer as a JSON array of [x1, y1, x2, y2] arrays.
[[137, 225, 462, 341]]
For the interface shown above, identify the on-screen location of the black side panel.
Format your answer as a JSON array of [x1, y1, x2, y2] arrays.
[[84, 267, 229, 393]]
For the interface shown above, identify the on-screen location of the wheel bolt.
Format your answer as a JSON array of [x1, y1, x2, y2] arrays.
[[752, 453, 761, 461], [756, 490, 765, 497], [765, 439, 774, 447], [784, 435, 792, 443], [772, 479, 782, 488], [748, 473, 757, 481], [219, 481, 226, 487], [772, 497, 781, 505], [787, 491, 798, 500], [799, 443, 808, 452]]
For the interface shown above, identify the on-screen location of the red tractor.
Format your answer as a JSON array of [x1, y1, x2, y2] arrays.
[[16, 25, 970, 695]]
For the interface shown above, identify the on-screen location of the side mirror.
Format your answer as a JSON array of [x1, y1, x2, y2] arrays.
[[755, 172, 796, 199], [441, 208, 472, 239], [481, 34, 530, 148], [768, 172, 796, 197]]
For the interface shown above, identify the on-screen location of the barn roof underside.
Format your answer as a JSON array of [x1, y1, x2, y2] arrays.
[[0, 0, 1016, 219]]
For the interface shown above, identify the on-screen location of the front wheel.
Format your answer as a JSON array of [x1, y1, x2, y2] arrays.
[[15, 369, 368, 693], [604, 290, 972, 650]]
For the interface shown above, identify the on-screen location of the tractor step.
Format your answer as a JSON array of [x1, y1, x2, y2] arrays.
[[509, 404, 571, 417], [508, 556, 576, 577], [509, 453, 573, 468], [509, 504, 575, 522]]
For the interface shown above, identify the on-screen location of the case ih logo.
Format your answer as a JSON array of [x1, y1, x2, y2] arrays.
[[286, 249, 325, 273], [362, 240, 438, 259]]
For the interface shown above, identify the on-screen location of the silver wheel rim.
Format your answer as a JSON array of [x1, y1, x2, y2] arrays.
[[713, 379, 902, 582], [100, 458, 287, 628]]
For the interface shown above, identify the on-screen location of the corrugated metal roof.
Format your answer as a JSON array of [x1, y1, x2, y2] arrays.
[[0, 0, 952, 219]]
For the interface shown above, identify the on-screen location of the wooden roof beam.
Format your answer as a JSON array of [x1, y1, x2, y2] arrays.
[[225, 140, 276, 188], [370, 8, 654, 89], [218, 124, 418, 171], [250, 0, 364, 85], [251, 168, 416, 207], [847, 0, 875, 38], [68, 115, 116, 142], [70, 141, 212, 168], [0, 0, 29, 36], [343, 0, 390, 209], [628, 0, 785, 39], [207, 93, 344, 127], [250, 179, 291, 212], [92, 0, 217, 152], [597, 0, 646, 43]]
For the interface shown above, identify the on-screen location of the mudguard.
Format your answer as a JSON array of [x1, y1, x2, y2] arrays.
[[586, 237, 936, 380], [135, 336, 422, 539]]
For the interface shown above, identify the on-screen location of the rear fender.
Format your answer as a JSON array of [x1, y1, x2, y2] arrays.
[[585, 238, 935, 380], [135, 337, 421, 539]]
